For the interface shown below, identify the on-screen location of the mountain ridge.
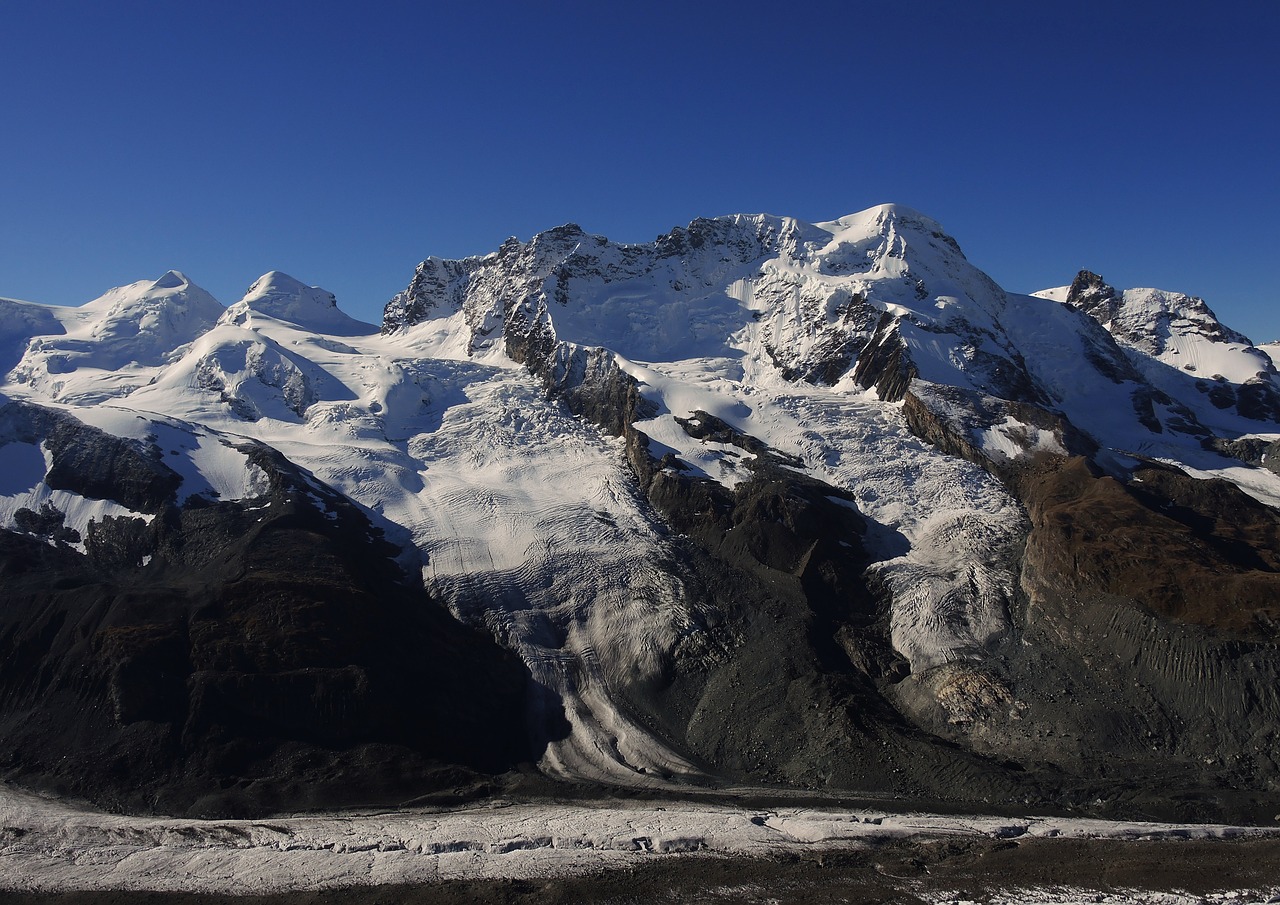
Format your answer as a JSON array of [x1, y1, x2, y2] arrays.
[[2, 205, 1279, 821]]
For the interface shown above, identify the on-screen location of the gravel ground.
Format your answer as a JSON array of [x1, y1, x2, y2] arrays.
[[2, 836, 1279, 904]]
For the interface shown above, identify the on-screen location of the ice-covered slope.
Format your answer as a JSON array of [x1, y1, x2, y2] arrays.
[[223, 270, 377, 336], [0, 296, 64, 378]]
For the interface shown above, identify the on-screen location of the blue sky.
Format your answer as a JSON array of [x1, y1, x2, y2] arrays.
[[3, 1, 1278, 338]]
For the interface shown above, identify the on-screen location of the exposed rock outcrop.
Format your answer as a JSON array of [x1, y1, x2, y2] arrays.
[[0, 400, 180, 512]]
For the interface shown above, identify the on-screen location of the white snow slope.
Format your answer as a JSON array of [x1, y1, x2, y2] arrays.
[[3, 204, 1279, 792]]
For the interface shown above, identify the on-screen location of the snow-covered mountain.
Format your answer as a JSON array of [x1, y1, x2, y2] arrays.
[[5, 270, 225, 404], [2, 204, 1279, 822], [1036, 271, 1280, 425]]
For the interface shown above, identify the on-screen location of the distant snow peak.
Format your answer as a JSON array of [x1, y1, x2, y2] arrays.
[[225, 271, 375, 336], [83, 270, 219, 313], [1066, 268, 1251, 348], [1049, 268, 1280, 428], [823, 202, 947, 238], [3, 271, 226, 401], [247, 269, 325, 298], [242, 271, 338, 314]]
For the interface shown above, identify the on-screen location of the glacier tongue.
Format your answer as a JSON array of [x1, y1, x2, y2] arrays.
[[386, 358, 706, 782]]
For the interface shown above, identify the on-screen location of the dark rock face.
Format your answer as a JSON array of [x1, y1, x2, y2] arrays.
[[1009, 458, 1280, 817], [1237, 377, 1280, 422], [13, 501, 81, 544], [902, 384, 1098, 478], [1210, 435, 1280, 476], [852, 314, 918, 401], [1020, 458, 1280, 638], [0, 401, 181, 512], [0, 407, 539, 818], [1188, 375, 1280, 424], [1065, 270, 1120, 324]]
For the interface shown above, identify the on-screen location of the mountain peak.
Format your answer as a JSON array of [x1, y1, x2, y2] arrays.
[[245, 271, 327, 302], [150, 270, 191, 291], [1066, 268, 1252, 349], [4, 271, 225, 391], [816, 203, 945, 237], [225, 272, 374, 336], [82, 271, 217, 312], [867, 201, 934, 223]]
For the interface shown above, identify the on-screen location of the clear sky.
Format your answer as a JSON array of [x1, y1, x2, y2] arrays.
[[3, 1, 1278, 339]]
